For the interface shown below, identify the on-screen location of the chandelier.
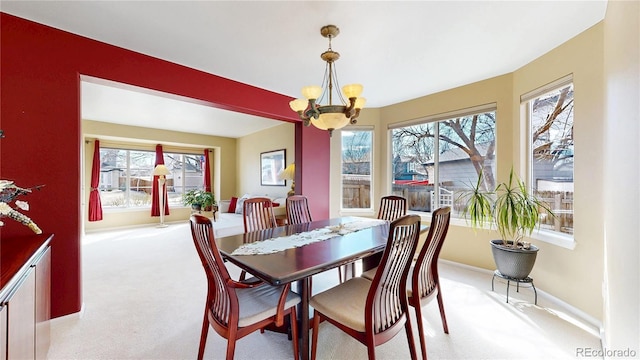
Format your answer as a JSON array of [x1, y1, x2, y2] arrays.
[[289, 25, 366, 137]]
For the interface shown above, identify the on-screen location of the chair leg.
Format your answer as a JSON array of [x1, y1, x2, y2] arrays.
[[311, 312, 321, 360], [436, 290, 449, 334], [404, 316, 419, 360], [197, 312, 209, 360], [367, 344, 377, 360], [226, 337, 237, 360], [413, 304, 428, 360], [290, 309, 299, 360]]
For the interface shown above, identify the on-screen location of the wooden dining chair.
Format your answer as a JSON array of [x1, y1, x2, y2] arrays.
[[310, 215, 421, 360], [286, 195, 312, 224], [240, 197, 277, 281], [189, 214, 300, 360], [377, 195, 408, 221], [353, 195, 409, 283], [243, 197, 277, 233], [408, 206, 451, 360]]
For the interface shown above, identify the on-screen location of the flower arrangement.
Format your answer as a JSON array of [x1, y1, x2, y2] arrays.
[[0, 180, 43, 234]]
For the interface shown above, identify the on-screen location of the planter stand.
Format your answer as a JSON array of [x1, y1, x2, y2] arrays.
[[491, 270, 537, 305]]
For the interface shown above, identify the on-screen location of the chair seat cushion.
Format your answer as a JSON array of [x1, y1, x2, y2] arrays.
[[361, 267, 377, 281], [310, 277, 372, 332], [236, 284, 301, 327]]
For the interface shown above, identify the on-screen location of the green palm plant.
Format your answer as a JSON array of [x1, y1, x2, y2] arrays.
[[460, 168, 554, 248]]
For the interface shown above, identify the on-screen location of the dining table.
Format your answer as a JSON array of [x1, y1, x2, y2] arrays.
[[215, 216, 427, 360]]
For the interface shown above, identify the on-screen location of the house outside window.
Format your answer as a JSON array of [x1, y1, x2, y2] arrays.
[[523, 75, 574, 237], [341, 129, 373, 210], [390, 105, 496, 218], [99, 148, 205, 209]]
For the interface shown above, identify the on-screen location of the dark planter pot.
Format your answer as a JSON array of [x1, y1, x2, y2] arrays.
[[490, 240, 539, 280], [191, 204, 202, 211]]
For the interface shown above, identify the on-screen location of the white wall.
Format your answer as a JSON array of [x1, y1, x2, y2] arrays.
[[602, 0, 640, 355]]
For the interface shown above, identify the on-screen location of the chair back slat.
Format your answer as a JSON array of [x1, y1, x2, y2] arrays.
[[190, 214, 238, 328], [286, 195, 313, 225], [243, 197, 277, 233], [413, 207, 451, 299], [377, 195, 408, 222], [366, 214, 421, 334]]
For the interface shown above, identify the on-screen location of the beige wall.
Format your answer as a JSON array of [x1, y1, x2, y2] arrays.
[[514, 23, 605, 322], [82, 120, 238, 231], [236, 122, 295, 199], [329, 23, 607, 321]]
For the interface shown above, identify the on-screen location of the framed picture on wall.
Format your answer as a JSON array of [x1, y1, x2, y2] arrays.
[[260, 149, 286, 186]]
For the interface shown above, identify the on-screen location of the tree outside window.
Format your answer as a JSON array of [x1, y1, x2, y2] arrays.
[[528, 83, 574, 236], [391, 110, 496, 217]]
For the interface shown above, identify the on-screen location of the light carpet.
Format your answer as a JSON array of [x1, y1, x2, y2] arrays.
[[47, 222, 602, 359]]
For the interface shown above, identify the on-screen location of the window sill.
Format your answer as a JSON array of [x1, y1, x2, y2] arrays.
[[419, 213, 576, 250]]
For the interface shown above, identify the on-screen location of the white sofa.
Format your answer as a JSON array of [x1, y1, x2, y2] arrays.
[[213, 196, 286, 238]]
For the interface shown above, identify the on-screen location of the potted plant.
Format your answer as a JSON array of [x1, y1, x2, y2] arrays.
[[182, 189, 216, 212], [459, 168, 554, 280]]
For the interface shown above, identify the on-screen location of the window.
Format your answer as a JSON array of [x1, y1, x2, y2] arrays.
[[99, 148, 205, 209], [390, 105, 496, 218], [524, 76, 574, 237], [341, 129, 373, 210]]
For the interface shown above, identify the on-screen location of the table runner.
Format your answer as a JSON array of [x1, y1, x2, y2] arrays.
[[231, 218, 387, 255]]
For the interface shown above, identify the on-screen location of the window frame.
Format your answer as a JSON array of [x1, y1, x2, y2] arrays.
[[388, 103, 497, 220], [521, 74, 576, 248], [98, 146, 206, 210], [340, 126, 374, 212]]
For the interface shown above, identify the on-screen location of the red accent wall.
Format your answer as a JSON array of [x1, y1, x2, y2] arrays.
[[0, 13, 330, 318], [296, 123, 331, 219]]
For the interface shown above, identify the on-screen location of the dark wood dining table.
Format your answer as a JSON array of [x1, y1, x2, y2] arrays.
[[216, 216, 424, 360]]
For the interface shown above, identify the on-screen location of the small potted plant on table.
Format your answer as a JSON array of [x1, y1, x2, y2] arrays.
[[460, 168, 554, 280]]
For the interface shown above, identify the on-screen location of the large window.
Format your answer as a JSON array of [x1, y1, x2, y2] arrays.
[[524, 76, 574, 236], [341, 129, 373, 210], [390, 105, 496, 218], [99, 148, 205, 209]]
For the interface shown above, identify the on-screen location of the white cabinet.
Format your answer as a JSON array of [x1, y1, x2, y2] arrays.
[[0, 235, 52, 360]]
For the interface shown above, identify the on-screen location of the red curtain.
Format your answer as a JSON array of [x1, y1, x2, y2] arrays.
[[204, 149, 212, 192], [88, 140, 103, 221], [151, 144, 169, 216]]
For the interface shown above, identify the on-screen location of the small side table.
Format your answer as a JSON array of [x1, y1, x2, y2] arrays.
[[491, 270, 537, 305], [275, 214, 288, 226]]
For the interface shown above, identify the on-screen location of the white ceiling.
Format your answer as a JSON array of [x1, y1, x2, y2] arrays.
[[1, 1, 607, 138]]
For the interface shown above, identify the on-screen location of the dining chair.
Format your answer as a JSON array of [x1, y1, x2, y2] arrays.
[[189, 214, 300, 360], [240, 197, 277, 281], [361, 207, 451, 359], [352, 195, 409, 282], [310, 215, 421, 360], [285, 195, 314, 297], [286, 195, 312, 225], [377, 195, 408, 221], [243, 197, 277, 233], [407, 206, 451, 360]]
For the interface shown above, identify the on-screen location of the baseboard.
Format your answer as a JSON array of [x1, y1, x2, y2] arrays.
[[49, 302, 85, 325], [439, 259, 603, 338]]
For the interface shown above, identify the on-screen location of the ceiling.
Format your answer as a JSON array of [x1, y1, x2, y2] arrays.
[[1, 1, 607, 138]]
